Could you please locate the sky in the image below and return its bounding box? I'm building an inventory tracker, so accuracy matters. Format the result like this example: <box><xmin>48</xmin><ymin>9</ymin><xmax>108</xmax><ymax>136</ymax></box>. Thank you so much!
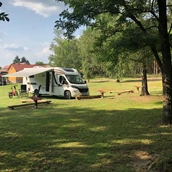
<box><xmin>0</xmin><ymin>0</ymin><xmax>83</xmax><ymax>68</ymax></box>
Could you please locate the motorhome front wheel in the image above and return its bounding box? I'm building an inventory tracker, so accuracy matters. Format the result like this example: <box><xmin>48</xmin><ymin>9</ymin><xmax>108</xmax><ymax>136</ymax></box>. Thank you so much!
<box><xmin>64</xmin><ymin>90</ymin><xmax>71</xmax><ymax>99</ymax></box>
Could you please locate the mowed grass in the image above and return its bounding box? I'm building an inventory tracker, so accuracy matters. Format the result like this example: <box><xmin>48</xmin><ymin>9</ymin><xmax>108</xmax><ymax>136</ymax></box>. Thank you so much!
<box><xmin>0</xmin><ymin>76</ymin><xmax>172</xmax><ymax>172</ymax></box>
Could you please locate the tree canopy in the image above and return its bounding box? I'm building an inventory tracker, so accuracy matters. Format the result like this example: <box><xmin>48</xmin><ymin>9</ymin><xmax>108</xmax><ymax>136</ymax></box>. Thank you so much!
<box><xmin>55</xmin><ymin>0</ymin><xmax>172</xmax><ymax>124</ymax></box>
<box><xmin>0</xmin><ymin>2</ymin><xmax>9</xmax><ymax>22</ymax></box>
<box><xmin>13</xmin><ymin>56</ymin><xmax>30</xmax><ymax>64</ymax></box>
<box><xmin>49</xmin><ymin>30</ymin><xmax>82</xmax><ymax>69</ymax></box>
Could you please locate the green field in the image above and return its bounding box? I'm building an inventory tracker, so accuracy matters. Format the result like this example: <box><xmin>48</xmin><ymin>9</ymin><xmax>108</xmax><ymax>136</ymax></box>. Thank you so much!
<box><xmin>0</xmin><ymin>77</ymin><xmax>172</xmax><ymax>172</ymax></box>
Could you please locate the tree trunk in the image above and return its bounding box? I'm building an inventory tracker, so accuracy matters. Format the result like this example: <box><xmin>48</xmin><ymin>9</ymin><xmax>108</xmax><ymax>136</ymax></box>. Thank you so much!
<box><xmin>140</xmin><ymin>63</ymin><xmax>150</xmax><ymax>96</ymax></box>
<box><xmin>158</xmin><ymin>0</ymin><xmax>172</xmax><ymax>124</ymax></box>
<box><xmin>161</xmin><ymin>72</ymin><xmax>165</xmax><ymax>95</ymax></box>
<box><xmin>153</xmin><ymin>60</ymin><xmax>159</xmax><ymax>75</ymax></box>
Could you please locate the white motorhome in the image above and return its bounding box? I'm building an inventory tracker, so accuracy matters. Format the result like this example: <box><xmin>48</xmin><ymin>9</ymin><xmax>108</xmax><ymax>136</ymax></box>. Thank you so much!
<box><xmin>6</xmin><ymin>67</ymin><xmax>89</xmax><ymax>99</ymax></box>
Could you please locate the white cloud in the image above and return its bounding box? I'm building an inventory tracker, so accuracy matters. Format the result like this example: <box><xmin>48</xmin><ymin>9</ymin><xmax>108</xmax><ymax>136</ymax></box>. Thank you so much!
<box><xmin>36</xmin><ymin>46</ymin><xmax>50</xmax><ymax>57</ymax></box>
<box><xmin>42</xmin><ymin>47</ymin><xmax>49</xmax><ymax>54</ymax></box>
<box><xmin>0</xmin><ymin>49</ymin><xmax>16</xmax><ymax>67</ymax></box>
<box><xmin>10</xmin><ymin>0</ymin><xmax>66</xmax><ymax>17</ymax></box>
<box><xmin>36</xmin><ymin>42</ymin><xmax>51</xmax><ymax>56</ymax></box>
<box><xmin>0</xmin><ymin>30</ymin><xmax>8</xmax><ymax>38</ymax></box>
<box><xmin>3</xmin><ymin>44</ymin><xmax>29</xmax><ymax>52</ymax></box>
<box><xmin>0</xmin><ymin>46</ymin><xmax>49</xmax><ymax>67</ymax></box>
<box><xmin>0</xmin><ymin>43</ymin><xmax>30</xmax><ymax>67</ymax></box>
<box><xmin>24</xmin><ymin>47</ymin><xmax>29</xmax><ymax>51</ymax></box>
<box><xmin>0</xmin><ymin>41</ymin><xmax>50</xmax><ymax>66</ymax></box>
<box><xmin>29</xmin><ymin>43</ymin><xmax>50</xmax><ymax>64</ymax></box>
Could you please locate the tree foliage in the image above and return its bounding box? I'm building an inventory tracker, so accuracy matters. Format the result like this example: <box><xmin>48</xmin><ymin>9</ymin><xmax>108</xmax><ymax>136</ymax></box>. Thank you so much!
<box><xmin>49</xmin><ymin>30</ymin><xmax>82</xmax><ymax>70</ymax></box>
<box><xmin>20</xmin><ymin>57</ymin><xmax>30</xmax><ymax>64</ymax></box>
<box><xmin>35</xmin><ymin>61</ymin><xmax>45</xmax><ymax>65</ymax></box>
<box><xmin>77</xmin><ymin>28</ymin><xmax>106</xmax><ymax>80</ymax></box>
<box><xmin>0</xmin><ymin>2</ymin><xmax>9</xmax><ymax>22</ymax></box>
<box><xmin>13</xmin><ymin>56</ymin><xmax>30</xmax><ymax>64</ymax></box>
<box><xmin>55</xmin><ymin>0</ymin><xmax>172</xmax><ymax>124</ymax></box>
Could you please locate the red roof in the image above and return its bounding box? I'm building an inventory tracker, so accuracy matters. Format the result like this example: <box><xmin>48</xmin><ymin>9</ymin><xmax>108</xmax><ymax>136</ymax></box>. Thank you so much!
<box><xmin>2</xmin><ymin>65</ymin><xmax>9</xmax><ymax>69</ymax></box>
<box><xmin>0</xmin><ymin>66</ymin><xmax>9</xmax><ymax>73</ymax></box>
<box><xmin>8</xmin><ymin>64</ymin><xmax>43</xmax><ymax>72</ymax></box>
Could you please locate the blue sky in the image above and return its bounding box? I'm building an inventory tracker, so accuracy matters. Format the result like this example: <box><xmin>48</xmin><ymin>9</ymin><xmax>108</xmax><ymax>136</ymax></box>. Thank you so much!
<box><xmin>0</xmin><ymin>0</ymin><xmax>83</xmax><ymax>68</ymax></box>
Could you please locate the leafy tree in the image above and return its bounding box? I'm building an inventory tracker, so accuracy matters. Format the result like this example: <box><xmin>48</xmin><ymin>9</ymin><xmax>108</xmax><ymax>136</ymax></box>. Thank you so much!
<box><xmin>20</xmin><ymin>57</ymin><xmax>30</xmax><ymax>64</ymax></box>
<box><xmin>0</xmin><ymin>2</ymin><xmax>9</xmax><ymax>22</ymax></box>
<box><xmin>129</xmin><ymin>48</ymin><xmax>154</xmax><ymax>96</ymax></box>
<box><xmin>77</xmin><ymin>28</ymin><xmax>105</xmax><ymax>81</ymax></box>
<box><xmin>49</xmin><ymin>30</ymin><xmax>82</xmax><ymax>70</ymax></box>
<box><xmin>55</xmin><ymin>0</ymin><xmax>172</xmax><ymax>124</ymax></box>
<box><xmin>107</xmin><ymin>24</ymin><xmax>156</xmax><ymax>95</ymax></box>
<box><xmin>35</xmin><ymin>61</ymin><xmax>45</xmax><ymax>65</ymax></box>
<box><xmin>13</xmin><ymin>56</ymin><xmax>30</xmax><ymax>64</ymax></box>
<box><xmin>13</xmin><ymin>56</ymin><xmax>20</xmax><ymax>64</ymax></box>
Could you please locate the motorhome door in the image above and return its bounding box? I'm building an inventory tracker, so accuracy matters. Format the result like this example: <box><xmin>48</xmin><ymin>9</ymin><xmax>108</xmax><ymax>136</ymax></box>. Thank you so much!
<box><xmin>57</xmin><ymin>75</ymin><xmax>68</xmax><ymax>96</ymax></box>
<box><xmin>45</xmin><ymin>71</ymin><xmax>53</xmax><ymax>93</ymax></box>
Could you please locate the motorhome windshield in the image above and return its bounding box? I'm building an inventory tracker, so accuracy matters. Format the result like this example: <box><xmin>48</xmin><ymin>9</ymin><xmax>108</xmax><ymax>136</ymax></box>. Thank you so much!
<box><xmin>66</xmin><ymin>75</ymin><xmax>85</xmax><ymax>84</ymax></box>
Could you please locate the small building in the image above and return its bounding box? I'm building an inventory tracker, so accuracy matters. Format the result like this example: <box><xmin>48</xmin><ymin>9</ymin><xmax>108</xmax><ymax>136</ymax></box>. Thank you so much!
<box><xmin>0</xmin><ymin>66</ymin><xmax>9</xmax><ymax>85</ymax></box>
<box><xmin>7</xmin><ymin>63</ymin><xmax>45</xmax><ymax>83</ymax></box>
<box><xmin>0</xmin><ymin>65</ymin><xmax>9</xmax><ymax>75</ymax></box>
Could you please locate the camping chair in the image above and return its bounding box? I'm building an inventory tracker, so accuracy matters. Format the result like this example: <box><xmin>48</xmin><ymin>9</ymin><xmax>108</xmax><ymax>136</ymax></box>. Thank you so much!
<box><xmin>33</xmin><ymin>85</ymin><xmax>41</xmax><ymax>97</ymax></box>
<box><xmin>20</xmin><ymin>84</ymin><xmax>28</xmax><ymax>97</ymax></box>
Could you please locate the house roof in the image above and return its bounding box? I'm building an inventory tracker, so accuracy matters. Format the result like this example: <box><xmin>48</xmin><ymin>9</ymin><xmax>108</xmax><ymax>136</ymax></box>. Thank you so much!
<box><xmin>8</xmin><ymin>63</ymin><xmax>45</xmax><ymax>72</ymax></box>
<box><xmin>0</xmin><ymin>66</ymin><xmax>9</xmax><ymax>74</ymax></box>
<box><xmin>2</xmin><ymin>65</ymin><xmax>9</xmax><ymax>69</ymax></box>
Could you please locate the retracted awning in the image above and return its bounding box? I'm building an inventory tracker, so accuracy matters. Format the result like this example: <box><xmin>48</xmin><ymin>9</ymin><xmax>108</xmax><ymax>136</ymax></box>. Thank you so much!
<box><xmin>3</xmin><ymin>68</ymin><xmax>54</xmax><ymax>77</ymax></box>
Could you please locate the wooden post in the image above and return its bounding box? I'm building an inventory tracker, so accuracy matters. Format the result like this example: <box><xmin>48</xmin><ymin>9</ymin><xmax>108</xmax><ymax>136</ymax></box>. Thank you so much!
<box><xmin>30</xmin><ymin>96</ymin><xmax>41</xmax><ymax>108</ymax></box>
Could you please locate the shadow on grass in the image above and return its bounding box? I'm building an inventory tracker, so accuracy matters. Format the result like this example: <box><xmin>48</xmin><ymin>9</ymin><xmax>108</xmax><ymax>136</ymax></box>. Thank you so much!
<box><xmin>150</xmin><ymin>91</ymin><xmax>163</xmax><ymax>95</ymax></box>
<box><xmin>122</xmin><ymin>79</ymin><xmax>142</xmax><ymax>83</ymax></box>
<box><xmin>123</xmin><ymin>78</ymin><xmax>161</xmax><ymax>83</ymax></box>
<box><xmin>154</xmin><ymin>101</ymin><xmax>163</xmax><ymax>105</ymax></box>
<box><xmin>0</xmin><ymin>104</ymin><xmax>171</xmax><ymax>172</ymax></box>
<box><xmin>90</xmin><ymin>80</ymin><xmax>112</xmax><ymax>83</ymax></box>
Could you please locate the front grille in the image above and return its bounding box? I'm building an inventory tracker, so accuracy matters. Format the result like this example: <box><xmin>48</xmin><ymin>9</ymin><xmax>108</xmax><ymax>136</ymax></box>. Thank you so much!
<box><xmin>78</xmin><ymin>88</ymin><xmax>89</xmax><ymax>93</ymax></box>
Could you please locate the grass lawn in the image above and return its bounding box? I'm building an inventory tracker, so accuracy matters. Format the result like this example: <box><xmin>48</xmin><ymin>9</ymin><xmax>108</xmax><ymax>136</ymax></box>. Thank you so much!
<box><xmin>0</xmin><ymin>76</ymin><xmax>172</xmax><ymax>172</ymax></box>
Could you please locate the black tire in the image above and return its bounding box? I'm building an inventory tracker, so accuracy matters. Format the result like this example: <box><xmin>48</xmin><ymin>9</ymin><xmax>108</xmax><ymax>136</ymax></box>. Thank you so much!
<box><xmin>64</xmin><ymin>90</ymin><xmax>71</xmax><ymax>99</ymax></box>
<box><xmin>9</xmin><ymin>92</ymin><xmax>13</xmax><ymax>99</ymax></box>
